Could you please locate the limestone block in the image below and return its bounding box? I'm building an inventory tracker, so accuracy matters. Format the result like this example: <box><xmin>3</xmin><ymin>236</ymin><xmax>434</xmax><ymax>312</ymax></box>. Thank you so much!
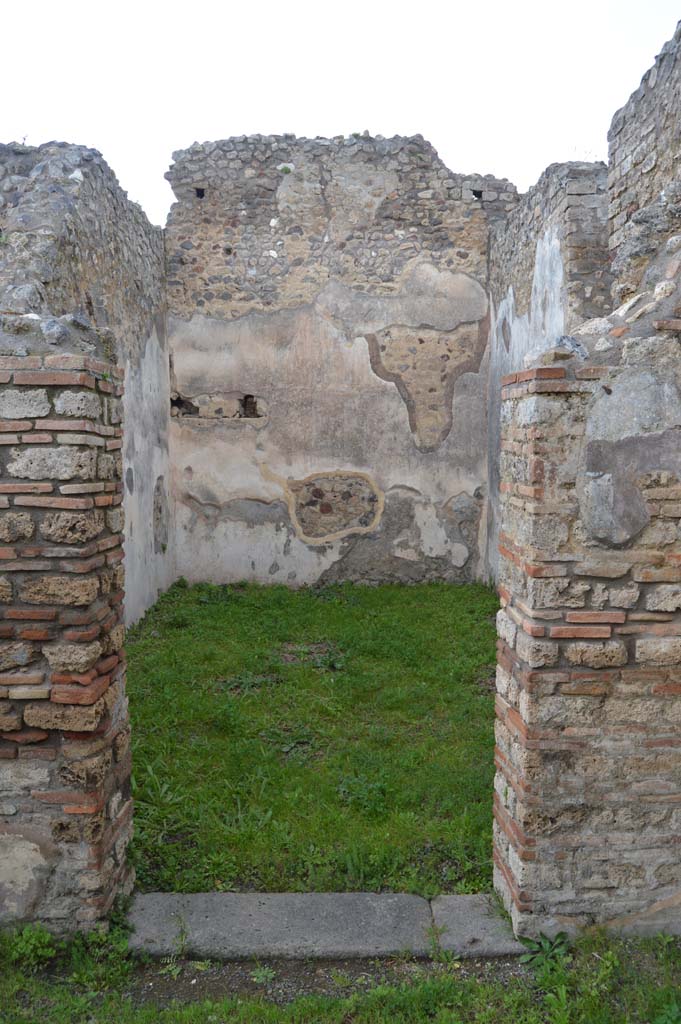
<box><xmin>43</xmin><ymin>641</ymin><xmax>102</xmax><ymax>673</ymax></box>
<box><xmin>106</xmin><ymin>508</ymin><xmax>124</xmax><ymax>534</ymax></box>
<box><xmin>59</xmin><ymin>749</ymin><xmax>113</xmax><ymax>789</ymax></box>
<box><xmin>516</xmin><ymin>632</ymin><xmax>559</xmax><ymax>668</ymax></box>
<box><xmin>23</xmin><ymin>695</ymin><xmax>106</xmax><ymax>732</ymax></box>
<box><xmin>19</xmin><ymin>575</ymin><xmax>99</xmax><ymax>606</ymax></box>
<box><xmin>53</xmin><ymin>390</ymin><xmax>102</xmax><ymax>419</ymax></box>
<box><xmin>496</xmin><ymin>609</ymin><xmax>517</xmax><ymax>648</ymax></box>
<box><xmin>0</xmin><ymin>388</ymin><xmax>50</xmax><ymax>419</ymax></box>
<box><xmin>7</xmin><ymin>446</ymin><xmax>97</xmax><ymax>481</ymax></box>
<box><xmin>39</xmin><ymin>511</ymin><xmax>105</xmax><ymax>544</ymax></box>
<box><xmin>0</xmin><ymin>706</ymin><xmax>21</xmax><ymax>730</ymax></box>
<box><xmin>101</xmin><ymin>623</ymin><xmax>124</xmax><ymax>655</ymax></box>
<box><xmin>526</xmin><ymin>577</ymin><xmax>590</xmax><ymax>608</ymax></box>
<box><xmin>564</xmin><ymin>641</ymin><xmax>628</xmax><ymax>668</ymax></box>
<box><xmin>609</xmin><ymin>583</ymin><xmax>640</xmax><ymax>608</ymax></box>
<box><xmin>0</xmin><ymin>760</ymin><xmax>51</xmax><ymax>794</ymax></box>
<box><xmin>8</xmin><ymin>685</ymin><xmax>50</xmax><ymax>700</ymax></box>
<box><xmin>0</xmin><ymin>641</ymin><xmax>36</xmax><ymax>671</ymax></box>
<box><xmin>517</xmin><ymin>514</ymin><xmax>570</xmax><ymax>551</ymax></box>
<box><xmin>0</xmin><ymin>577</ymin><xmax>12</xmax><ymax>603</ymax></box>
<box><xmin>645</xmin><ymin>585</ymin><xmax>681</xmax><ymax>612</ymax></box>
<box><xmin>106</xmin><ymin>397</ymin><xmax>122</xmax><ymax>424</ymax></box>
<box><xmin>97</xmin><ymin>453</ymin><xmax>116</xmax><ymax>480</ymax></box>
<box><xmin>636</xmin><ymin>637</ymin><xmax>681</xmax><ymax>665</ymax></box>
<box><xmin>0</xmin><ymin>512</ymin><xmax>34</xmax><ymax>542</ymax></box>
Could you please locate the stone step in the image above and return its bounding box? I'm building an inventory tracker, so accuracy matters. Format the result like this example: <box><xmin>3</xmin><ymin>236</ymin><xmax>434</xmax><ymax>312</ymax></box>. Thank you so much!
<box><xmin>128</xmin><ymin>892</ymin><xmax>523</xmax><ymax>960</ymax></box>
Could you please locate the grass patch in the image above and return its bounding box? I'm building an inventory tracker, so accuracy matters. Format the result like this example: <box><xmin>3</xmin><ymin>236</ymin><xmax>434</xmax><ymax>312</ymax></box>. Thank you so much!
<box><xmin>126</xmin><ymin>580</ymin><xmax>499</xmax><ymax>895</ymax></box>
<box><xmin>2</xmin><ymin>923</ymin><xmax>680</xmax><ymax>1023</ymax></box>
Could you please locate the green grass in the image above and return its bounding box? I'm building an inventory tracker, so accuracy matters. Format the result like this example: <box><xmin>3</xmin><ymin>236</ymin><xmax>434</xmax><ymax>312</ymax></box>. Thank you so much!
<box><xmin>2</xmin><ymin>923</ymin><xmax>680</xmax><ymax>1023</ymax></box>
<box><xmin>126</xmin><ymin>580</ymin><xmax>499</xmax><ymax>895</ymax></box>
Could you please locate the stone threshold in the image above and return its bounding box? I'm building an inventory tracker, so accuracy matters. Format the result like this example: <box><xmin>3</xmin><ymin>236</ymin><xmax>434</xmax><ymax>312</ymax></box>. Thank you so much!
<box><xmin>128</xmin><ymin>892</ymin><xmax>523</xmax><ymax>960</ymax></box>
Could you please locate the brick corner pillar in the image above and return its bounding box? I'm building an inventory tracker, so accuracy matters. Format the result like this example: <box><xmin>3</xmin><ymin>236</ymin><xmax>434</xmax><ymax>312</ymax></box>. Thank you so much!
<box><xmin>493</xmin><ymin>363</ymin><xmax>681</xmax><ymax>938</ymax></box>
<box><xmin>0</xmin><ymin>352</ymin><xmax>132</xmax><ymax>932</ymax></box>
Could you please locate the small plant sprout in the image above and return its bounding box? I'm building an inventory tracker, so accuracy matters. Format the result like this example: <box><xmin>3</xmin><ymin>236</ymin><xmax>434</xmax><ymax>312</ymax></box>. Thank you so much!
<box><xmin>160</xmin><ymin>955</ymin><xmax>182</xmax><ymax>980</ymax></box>
<box><xmin>250</xmin><ymin>963</ymin><xmax>276</xmax><ymax>985</ymax></box>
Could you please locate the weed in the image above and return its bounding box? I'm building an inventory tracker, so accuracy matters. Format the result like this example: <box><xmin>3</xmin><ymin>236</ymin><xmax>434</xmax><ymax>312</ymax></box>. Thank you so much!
<box><xmin>330</xmin><ymin>968</ymin><xmax>353</xmax><ymax>987</ymax></box>
<box><xmin>519</xmin><ymin>931</ymin><xmax>571</xmax><ymax>970</ymax></box>
<box><xmin>337</xmin><ymin>772</ymin><xmax>389</xmax><ymax>816</ymax></box>
<box><xmin>68</xmin><ymin>924</ymin><xmax>134</xmax><ymax>991</ymax></box>
<box><xmin>425</xmin><ymin>921</ymin><xmax>448</xmax><ymax>961</ymax></box>
<box><xmin>172</xmin><ymin>912</ymin><xmax>189</xmax><ymax>957</ymax></box>
<box><xmin>543</xmin><ymin>983</ymin><xmax>570</xmax><ymax>1024</ymax></box>
<box><xmin>250</xmin><ymin>963</ymin><xmax>276</xmax><ymax>985</ymax></box>
<box><xmin>159</xmin><ymin>954</ymin><xmax>182</xmax><ymax>980</ymax></box>
<box><xmin>7</xmin><ymin>923</ymin><xmax>59</xmax><ymax>973</ymax></box>
<box><xmin>654</xmin><ymin>1002</ymin><xmax>681</xmax><ymax>1024</ymax></box>
<box><xmin>190</xmin><ymin>959</ymin><xmax>213</xmax><ymax>972</ymax></box>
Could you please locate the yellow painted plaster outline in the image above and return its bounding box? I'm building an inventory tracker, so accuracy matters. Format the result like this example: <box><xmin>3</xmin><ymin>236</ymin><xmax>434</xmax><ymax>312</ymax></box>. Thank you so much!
<box><xmin>260</xmin><ymin>465</ymin><xmax>384</xmax><ymax>546</ymax></box>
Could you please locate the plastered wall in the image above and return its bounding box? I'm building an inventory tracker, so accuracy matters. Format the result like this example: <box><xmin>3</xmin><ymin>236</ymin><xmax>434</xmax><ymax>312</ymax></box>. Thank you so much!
<box><xmin>486</xmin><ymin>162</ymin><xmax>611</xmax><ymax>577</ymax></box>
<box><xmin>165</xmin><ymin>136</ymin><xmax>516</xmax><ymax>586</ymax></box>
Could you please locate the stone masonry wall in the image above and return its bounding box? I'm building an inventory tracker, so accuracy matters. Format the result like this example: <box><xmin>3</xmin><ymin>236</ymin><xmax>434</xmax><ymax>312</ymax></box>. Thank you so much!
<box><xmin>0</xmin><ymin>142</ymin><xmax>164</xmax><ymax>358</ymax></box>
<box><xmin>0</xmin><ymin>142</ymin><xmax>174</xmax><ymax>623</ymax></box>
<box><xmin>490</xmin><ymin>162</ymin><xmax>612</xmax><ymax>335</ymax></box>
<box><xmin>608</xmin><ymin>21</ymin><xmax>681</xmax><ymax>302</ymax></box>
<box><xmin>2</xmin><ymin>18</ymin><xmax>680</xmax><ymax>937</ymax></box>
<box><xmin>166</xmin><ymin>135</ymin><xmax>517</xmax><ymax>586</ymax></box>
<box><xmin>493</xmin><ymin>206</ymin><xmax>681</xmax><ymax>934</ymax></box>
<box><xmin>0</xmin><ymin>350</ymin><xmax>131</xmax><ymax>931</ymax></box>
<box><xmin>486</xmin><ymin>162</ymin><xmax>611</xmax><ymax>578</ymax></box>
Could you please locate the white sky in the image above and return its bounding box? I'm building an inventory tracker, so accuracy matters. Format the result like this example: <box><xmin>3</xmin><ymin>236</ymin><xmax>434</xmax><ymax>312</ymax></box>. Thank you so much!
<box><xmin>5</xmin><ymin>1</ymin><xmax>679</xmax><ymax>226</ymax></box>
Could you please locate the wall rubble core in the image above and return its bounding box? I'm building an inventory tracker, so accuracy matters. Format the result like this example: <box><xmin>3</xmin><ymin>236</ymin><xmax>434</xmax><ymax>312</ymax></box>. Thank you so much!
<box><xmin>0</xmin><ymin>19</ymin><xmax>680</xmax><ymax>940</ymax></box>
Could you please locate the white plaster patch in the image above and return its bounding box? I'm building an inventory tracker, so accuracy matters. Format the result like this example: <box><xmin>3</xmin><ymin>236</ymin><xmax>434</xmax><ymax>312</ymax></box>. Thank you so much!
<box><xmin>124</xmin><ymin>325</ymin><xmax>176</xmax><ymax>624</ymax></box>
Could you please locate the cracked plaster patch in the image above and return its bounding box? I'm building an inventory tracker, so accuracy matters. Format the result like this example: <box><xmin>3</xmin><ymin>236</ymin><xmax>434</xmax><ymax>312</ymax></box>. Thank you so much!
<box><xmin>261</xmin><ymin>466</ymin><xmax>384</xmax><ymax>545</ymax></box>
<box><xmin>316</xmin><ymin>262</ymin><xmax>488</xmax><ymax>450</ymax></box>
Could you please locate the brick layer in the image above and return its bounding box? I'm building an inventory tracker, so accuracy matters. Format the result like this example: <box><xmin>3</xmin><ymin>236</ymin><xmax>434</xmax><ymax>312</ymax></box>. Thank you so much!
<box><xmin>494</xmin><ymin>365</ymin><xmax>681</xmax><ymax>937</ymax></box>
<box><xmin>0</xmin><ymin>355</ymin><xmax>132</xmax><ymax>929</ymax></box>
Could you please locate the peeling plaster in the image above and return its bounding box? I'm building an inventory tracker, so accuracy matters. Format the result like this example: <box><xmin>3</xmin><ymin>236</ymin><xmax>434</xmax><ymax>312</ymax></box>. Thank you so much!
<box><xmin>487</xmin><ymin>225</ymin><xmax>566</xmax><ymax>577</ymax></box>
<box><xmin>123</xmin><ymin>324</ymin><xmax>176</xmax><ymax>623</ymax></box>
<box><xmin>260</xmin><ymin>465</ymin><xmax>384</xmax><ymax>545</ymax></box>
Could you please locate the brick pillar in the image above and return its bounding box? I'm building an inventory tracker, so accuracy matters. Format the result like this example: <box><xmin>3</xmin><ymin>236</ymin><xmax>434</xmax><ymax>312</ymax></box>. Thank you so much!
<box><xmin>0</xmin><ymin>353</ymin><xmax>132</xmax><ymax>931</ymax></box>
<box><xmin>494</xmin><ymin>363</ymin><xmax>681</xmax><ymax>937</ymax></box>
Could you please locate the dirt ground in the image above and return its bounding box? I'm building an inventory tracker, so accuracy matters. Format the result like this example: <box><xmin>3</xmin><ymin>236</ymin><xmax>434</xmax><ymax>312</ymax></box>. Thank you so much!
<box><xmin>125</xmin><ymin>953</ymin><xmax>530</xmax><ymax>1008</ymax></box>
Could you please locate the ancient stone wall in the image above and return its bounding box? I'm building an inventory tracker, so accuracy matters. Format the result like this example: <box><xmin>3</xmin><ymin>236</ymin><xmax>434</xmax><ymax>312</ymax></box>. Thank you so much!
<box><xmin>494</xmin><ymin>199</ymin><xmax>681</xmax><ymax>935</ymax></box>
<box><xmin>0</xmin><ymin>349</ymin><xmax>131</xmax><ymax>930</ymax></box>
<box><xmin>0</xmin><ymin>143</ymin><xmax>174</xmax><ymax>622</ymax></box>
<box><xmin>608</xmin><ymin>22</ymin><xmax>681</xmax><ymax>302</ymax></box>
<box><xmin>2</xmin><ymin>17</ymin><xmax>681</xmax><ymax>938</ymax></box>
<box><xmin>166</xmin><ymin>136</ymin><xmax>516</xmax><ymax>586</ymax></box>
<box><xmin>486</xmin><ymin>162</ymin><xmax>611</xmax><ymax>577</ymax></box>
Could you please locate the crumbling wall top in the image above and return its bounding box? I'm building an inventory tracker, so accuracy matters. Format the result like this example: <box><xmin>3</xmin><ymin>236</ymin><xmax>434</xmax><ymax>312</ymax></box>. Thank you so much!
<box><xmin>0</xmin><ymin>142</ymin><xmax>164</xmax><ymax>364</ymax></box>
<box><xmin>607</xmin><ymin>21</ymin><xmax>681</xmax><ymax>301</ymax></box>
<box><xmin>164</xmin><ymin>133</ymin><xmax>517</xmax><ymax>322</ymax></box>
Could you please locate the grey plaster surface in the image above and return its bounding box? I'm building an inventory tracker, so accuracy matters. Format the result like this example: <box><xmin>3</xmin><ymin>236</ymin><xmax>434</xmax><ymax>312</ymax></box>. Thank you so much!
<box><xmin>128</xmin><ymin>892</ymin><xmax>523</xmax><ymax>960</ymax></box>
<box><xmin>431</xmin><ymin>895</ymin><xmax>525</xmax><ymax>957</ymax></box>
